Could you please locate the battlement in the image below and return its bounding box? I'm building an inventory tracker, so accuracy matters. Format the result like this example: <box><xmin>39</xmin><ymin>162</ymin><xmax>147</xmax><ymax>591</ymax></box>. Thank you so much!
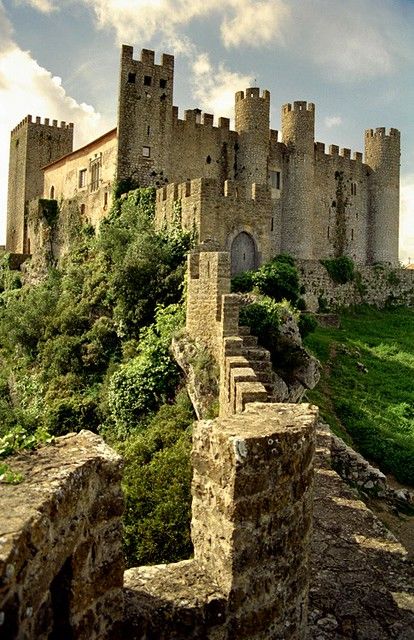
<box><xmin>11</xmin><ymin>115</ymin><xmax>74</xmax><ymax>135</ymax></box>
<box><xmin>157</xmin><ymin>178</ymin><xmax>270</xmax><ymax>205</ymax></box>
<box><xmin>283</xmin><ymin>101</ymin><xmax>315</xmax><ymax>114</ymax></box>
<box><xmin>365</xmin><ymin>127</ymin><xmax>401</xmax><ymax>141</ymax></box>
<box><xmin>314</xmin><ymin>141</ymin><xmax>363</xmax><ymax>164</ymax></box>
<box><xmin>171</xmin><ymin>106</ymin><xmax>233</xmax><ymax>132</ymax></box>
<box><xmin>121</xmin><ymin>44</ymin><xmax>174</xmax><ymax>70</ymax></box>
<box><xmin>235</xmin><ymin>87</ymin><xmax>270</xmax><ymax>102</ymax></box>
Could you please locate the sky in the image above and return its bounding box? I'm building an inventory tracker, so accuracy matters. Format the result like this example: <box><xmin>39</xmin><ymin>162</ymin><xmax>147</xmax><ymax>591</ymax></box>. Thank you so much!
<box><xmin>0</xmin><ymin>0</ymin><xmax>413</xmax><ymax>260</ymax></box>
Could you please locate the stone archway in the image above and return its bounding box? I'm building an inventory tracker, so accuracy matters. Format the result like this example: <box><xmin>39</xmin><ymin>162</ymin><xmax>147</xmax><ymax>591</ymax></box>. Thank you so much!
<box><xmin>230</xmin><ymin>231</ymin><xmax>257</xmax><ymax>275</ymax></box>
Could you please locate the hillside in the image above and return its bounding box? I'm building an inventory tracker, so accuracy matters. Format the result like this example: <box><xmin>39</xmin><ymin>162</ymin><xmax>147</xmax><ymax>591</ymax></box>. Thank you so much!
<box><xmin>304</xmin><ymin>307</ymin><xmax>414</xmax><ymax>486</ymax></box>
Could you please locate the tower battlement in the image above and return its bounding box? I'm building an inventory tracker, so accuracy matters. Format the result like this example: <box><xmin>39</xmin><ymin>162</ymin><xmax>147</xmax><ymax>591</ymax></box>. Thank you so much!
<box><xmin>282</xmin><ymin>101</ymin><xmax>315</xmax><ymax>114</ymax></box>
<box><xmin>171</xmin><ymin>107</ymin><xmax>233</xmax><ymax>131</ymax></box>
<box><xmin>235</xmin><ymin>88</ymin><xmax>270</xmax><ymax>103</ymax></box>
<box><xmin>156</xmin><ymin>178</ymin><xmax>271</xmax><ymax>206</ymax></box>
<box><xmin>11</xmin><ymin>115</ymin><xmax>74</xmax><ymax>136</ymax></box>
<box><xmin>121</xmin><ymin>45</ymin><xmax>174</xmax><ymax>71</ymax></box>
<box><xmin>365</xmin><ymin>127</ymin><xmax>400</xmax><ymax>141</ymax></box>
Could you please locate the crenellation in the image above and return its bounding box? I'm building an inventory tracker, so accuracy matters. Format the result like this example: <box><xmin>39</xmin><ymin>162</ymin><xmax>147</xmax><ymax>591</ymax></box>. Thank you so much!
<box><xmin>6</xmin><ymin>42</ymin><xmax>402</xmax><ymax>266</ymax></box>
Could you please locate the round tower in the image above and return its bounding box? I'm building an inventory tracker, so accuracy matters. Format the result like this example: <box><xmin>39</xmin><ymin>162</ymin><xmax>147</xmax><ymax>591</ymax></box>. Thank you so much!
<box><xmin>280</xmin><ymin>101</ymin><xmax>315</xmax><ymax>260</ymax></box>
<box><xmin>365</xmin><ymin>127</ymin><xmax>400</xmax><ymax>264</ymax></box>
<box><xmin>235</xmin><ymin>88</ymin><xmax>270</xmax><ymax>185</ymax></box>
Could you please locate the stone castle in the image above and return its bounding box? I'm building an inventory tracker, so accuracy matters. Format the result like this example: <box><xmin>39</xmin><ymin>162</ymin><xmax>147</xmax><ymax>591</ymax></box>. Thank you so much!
<box><xmin>6</xmin><ymin>45</ymin><xmax>400</xmax><ymax>271</ymax></box>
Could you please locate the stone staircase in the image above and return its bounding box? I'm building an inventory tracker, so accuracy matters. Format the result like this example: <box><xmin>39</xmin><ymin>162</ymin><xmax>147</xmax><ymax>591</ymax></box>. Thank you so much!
<box><xmin>239</xmin><ymin>325</ymin><xmax>277</xmax><ymax>402</ymax></box>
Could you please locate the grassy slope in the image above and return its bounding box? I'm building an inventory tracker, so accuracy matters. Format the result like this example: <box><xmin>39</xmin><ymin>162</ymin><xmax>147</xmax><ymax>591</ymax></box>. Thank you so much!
<box><xmin>304</xmin><ymin>306</ymin><xmax>414</xmax><ymax>485</ymax></box>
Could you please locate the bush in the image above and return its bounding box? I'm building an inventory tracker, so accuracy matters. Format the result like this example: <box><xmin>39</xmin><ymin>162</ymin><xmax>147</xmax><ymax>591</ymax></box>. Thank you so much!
<box><xmin>298</xmin><ymin>313</ymin><xmax>318</xmax><ymax>338</ymax></box>
<box><xmin>252</xmin><ymin>255</ymin><xmax>300</xmax><ymax>303</ymax></box>
<box><xmin>231</xmin><ymin>270</ymin><xmax>255</xmax><ymax>293</ymax></box>
<box><xmin>321</xmin><ymin>256</ymin><xmax>355</xmax><ymax>284</ymax></box>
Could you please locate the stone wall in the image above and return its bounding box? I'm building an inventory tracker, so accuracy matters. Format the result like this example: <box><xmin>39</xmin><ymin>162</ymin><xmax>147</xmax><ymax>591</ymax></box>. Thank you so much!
<box><xmin>299</xmin><ymin>260</ymin><xmax>414</xmax><ymax>310</ymax></box>
<box><xmin>0</xmin><ymin>431</ymin><xmax>124</xmax><ymax>640</ymax></box>
<box><xmin>124</xmin><ymin>402</ymin><xmax>317</xmax><ymax>639</ymax></box>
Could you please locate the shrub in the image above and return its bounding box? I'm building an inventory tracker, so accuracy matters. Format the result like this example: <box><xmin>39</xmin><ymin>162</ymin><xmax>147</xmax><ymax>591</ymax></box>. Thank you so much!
<box><xmin>252</xmin><ymin>255</ymin><xmax>300</xmax><ymax>303</ymax></box>
<box><xmin>298</xmin><ymin>313</ymin><xmax>318</xmax><ymax>338</ymax></box>
<box><xmin>321</xmin><ymin>256</ymin><xmax>355</xmax><ymax>284</ymax></box>
<box><xmin>231</xmin><ymin>270</ymin><xmax>255</xmax><ymax>293</ymax></box>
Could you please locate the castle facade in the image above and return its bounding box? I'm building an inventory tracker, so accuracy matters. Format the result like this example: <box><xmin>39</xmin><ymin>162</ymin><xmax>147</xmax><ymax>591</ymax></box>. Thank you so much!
<box><xmin>6</xmin><ymin>45</ymin><xmax>401</xmax><ymax>272</ymax></box>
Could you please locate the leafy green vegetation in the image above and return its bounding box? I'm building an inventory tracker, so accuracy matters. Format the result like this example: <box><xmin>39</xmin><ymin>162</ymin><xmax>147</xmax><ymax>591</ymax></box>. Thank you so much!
<box><xmin>0</xmin><ymin>187</ymin><xmax>194</xmax><ymax>566</ymax></box>
<box><xmin>304</xmin><ymin>306</ymin><xmax>414</xmax><ymax>485</ymax></box>
<box><xmin>232</xmin><ymin>254</ymin><xmax>300</xmax><ymax>303</ymax></box>
<box><xmin>320</xmin><ymin>255</ymin><xmax>355</xmax><ymax>284</ymax></box>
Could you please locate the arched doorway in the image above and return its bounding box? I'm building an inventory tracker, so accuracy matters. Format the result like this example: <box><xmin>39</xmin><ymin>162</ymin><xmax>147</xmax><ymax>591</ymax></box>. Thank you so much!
<box><xmin>231</xmin><ymin>231</ymin><xmax>257</xmax><ymax>275</ymax></box>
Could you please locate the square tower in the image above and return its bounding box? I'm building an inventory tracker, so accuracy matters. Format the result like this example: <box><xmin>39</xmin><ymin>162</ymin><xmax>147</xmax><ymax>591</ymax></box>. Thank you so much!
<box><xmin>6</xmin><ymin>116</ymin><xmax>74</xmax><ymax>253</ymax></box>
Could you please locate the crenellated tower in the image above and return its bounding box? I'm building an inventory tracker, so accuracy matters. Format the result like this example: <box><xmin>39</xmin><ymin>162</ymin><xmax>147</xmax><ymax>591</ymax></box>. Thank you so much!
<box><xmin>234</xmin><ymin>88</ymin><xmax>270</xmax><ymax>186</ymax></box>
<box><xmin>280</xmin><ymin>101</ymin><xmax>315</xmax><ymax>259</ymax></box>
<box><xmin>6</xmin><ymin>115</ymin><xmax>74</xmax><ymax>253</ymax></box>
<box><xmin>116</xmin><ymin>46</ymin><xmax>174</xmax><ymax>188</ymax></box>
<box><xmin>365</xmin><ymin>127</ymin><xmax>400</xmax><ymax>264</ymax></box>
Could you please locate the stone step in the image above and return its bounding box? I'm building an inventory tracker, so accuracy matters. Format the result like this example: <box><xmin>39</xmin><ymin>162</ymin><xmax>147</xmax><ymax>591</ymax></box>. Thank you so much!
<box><xmin>254</xmin><ymin>371</ymin><xmax>273</xmax><ymax>384</ymax></box>
<box><xmin>245</xmin><ymin>360</ymin><xmax>273</xmax><ymax>373</ymax></box>
<box><xmin>242</xmin><ymin>347</ymin><xmax>271</xmax><ymax>362</ymax></box>
<box><xmin>238</xmin><ymin>325</ymin><xmax>251</xmax><ymax>336</ymax></box>
<box><xmin>242</xmin><ymin>335</ymin><xmax>258</xmax><ymax>348</ymax></box>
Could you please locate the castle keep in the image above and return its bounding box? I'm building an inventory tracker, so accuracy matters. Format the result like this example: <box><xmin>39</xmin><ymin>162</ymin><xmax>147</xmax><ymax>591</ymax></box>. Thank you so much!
<box><xmin>6</xmin><ymin>45</ymin><xmax>401</xmax><ymax>270</ymax></box>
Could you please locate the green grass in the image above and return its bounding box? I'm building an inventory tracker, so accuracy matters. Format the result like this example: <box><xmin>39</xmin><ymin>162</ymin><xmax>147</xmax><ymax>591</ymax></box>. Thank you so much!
<box><xmin>304</xmin><ymin>306</ymin><xmax>414</xmax><ymax>485</ymax></box>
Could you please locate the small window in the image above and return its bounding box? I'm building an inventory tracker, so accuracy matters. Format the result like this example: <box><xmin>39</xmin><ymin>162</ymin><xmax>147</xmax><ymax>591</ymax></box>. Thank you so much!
<box><xmin>351</xmin><ymin>228</ymin><xmax>354</xmax><ymax>241</ymax></box>
<box><xmin>104</xmin><ymin>192</ymin><xmax>108</xmax><ymax>207</ymax></box>
<box><xmin>327</xmin><ymin>226</ymin><xmax>330</xmax><ymax>239</ymax></box>
<box><xmin>128</xmin><ymin>72</ymin><xmax>136</xmax><ymax>83</ymax></box>
<box><xmin>144</xmin><ymin>75</ymin><xmax>152</xmax><ymax>86</ymax></box>
<box><xmin>79</xmin><ymin>169</ymin><xmax>87</xmax><ymax>188</ymax></box>
<box><xmin>271</xmin><ymin>218</ymin><xmax>274</xmax><ymax>232</ymax></box>
<box><xmin>351</xmin><ymin>182</ymin><xmax>357</xmax><ymax>196</ymax></box>
<box><xmin>147</xmin><ymin>125</ymin><xmax>151</xmax><ymax>136</ymax></box>
<box><xmin>269</xmin><ymin>170</ymin><xmax>281</xmax><ymax>190</ymax></box>
<box><xmin>50</xmin><ymin>186</ymin><xmax>55</xmax><ymax>199</ymax></box>
<box><xmin>15</xmin><ymin>139</ymin><xmax>19</xmax><ymax>147</ymax></box>
<box><xmin>206</xmin><ymin>155</ymin><xmax>211</xmax><ymax>164</ymax></box>
<box><xmin>80</xmin><ymin>204</ymin><xmax>86</xmax><ymax>216</ymax></box>
<box><xmin>142</xmin><ymin>146</ymin><xmax>151</xmax><ymax>158</ymax></box>
<box><xmin>160</xmin><ymin>78</ymin><xmax>167</xmax><ymax>89</ymax></box>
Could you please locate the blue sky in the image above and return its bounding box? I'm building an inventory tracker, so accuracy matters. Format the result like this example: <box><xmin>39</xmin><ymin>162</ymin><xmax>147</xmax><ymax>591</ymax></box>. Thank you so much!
<box><xmin>1</xmin><ymin>0</ymin><xmax>413</xmax><ymax>259</ymax></box>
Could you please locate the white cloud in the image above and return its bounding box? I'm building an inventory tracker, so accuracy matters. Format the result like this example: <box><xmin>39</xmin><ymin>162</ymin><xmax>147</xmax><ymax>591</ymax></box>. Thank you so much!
<box><xmin>15</xmin><ymin>0</ymin><xmax>57</xmax><ymax>12</ymax></box>
<box><xmin>191</xmin><ymin>52</ymin><xmax>253</xmax><ymax>120</ymax></box>
<box><xmin>0</xmin><ymin>4</ymin><xmax>108</xmax><ymax>243</ymax></box>
<box><xmin>221</xmin><ymin>0</ymin><xmax>289</xmax><ymax>48</ymax></box>
<box><xmin>399</xmin><ymin>174</ymin><xmax>414</xmax><ymax>264</ymax></box>
<box><xmin>324</xmin><ymin>115</ymin><xmax>342</xmax><ymax>128</ymax></box>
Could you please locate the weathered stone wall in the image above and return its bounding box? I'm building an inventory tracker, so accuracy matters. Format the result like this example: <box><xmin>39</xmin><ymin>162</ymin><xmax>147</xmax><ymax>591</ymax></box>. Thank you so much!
<box><xmin>0</xmin><ymin>431</ymin><xmax>124</xmax><ymax>640</ymax></box>
<box><xmin>299</xmin><ymin>260</ymin><xmax>414</xmax><ymax>310</ymax></box>
<box><xmin>156</xmin><ymin>179</ymin><xmax>273</xmax><ymax>266</ymax></box>
<box><xmin>124</xmin><ymin>402</ymin><xmax>317</xmax><ymax>639</ymax></box>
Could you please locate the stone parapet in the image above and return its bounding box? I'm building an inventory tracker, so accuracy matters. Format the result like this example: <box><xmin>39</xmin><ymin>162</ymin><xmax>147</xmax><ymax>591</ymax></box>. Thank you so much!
<box><xmin>0</xmin><ymin>431</ymin><xmax>124</xmax><ymax>640</ymax></box>
<box><xmin>124</xmin><ymin>402</ymin><xmax>317</xmax><ymax>639</ymax></box>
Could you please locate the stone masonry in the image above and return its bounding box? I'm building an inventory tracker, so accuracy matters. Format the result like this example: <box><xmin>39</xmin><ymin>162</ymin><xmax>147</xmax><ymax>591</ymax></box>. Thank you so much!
<box><xmin>6</xmin><ymin>45</ymin><xmax>401</xmax><ymax>269</ymax></box>
<box><xmin>0</xmin><ymin>430</ymin><xmax>124</xmax><ymax>639</ymax></box>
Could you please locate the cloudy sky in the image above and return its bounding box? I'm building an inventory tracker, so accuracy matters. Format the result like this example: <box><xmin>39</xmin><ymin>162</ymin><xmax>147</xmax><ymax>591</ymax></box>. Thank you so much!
<box><xmin>1</xmin><ymin>0</ymin><xmax>413</xmax><ymax>260</ymax></box>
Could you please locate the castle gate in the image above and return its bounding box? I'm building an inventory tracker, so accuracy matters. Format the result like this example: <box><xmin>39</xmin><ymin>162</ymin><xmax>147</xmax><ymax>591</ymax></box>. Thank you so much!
<box><xmin>230</xmin><ymin>231</ymin><xmax>257</xmax><ymax>275</ymax></box>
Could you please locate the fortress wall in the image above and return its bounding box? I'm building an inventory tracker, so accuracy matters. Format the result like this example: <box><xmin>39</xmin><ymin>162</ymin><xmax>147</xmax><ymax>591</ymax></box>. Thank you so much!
<box><xmin>169</xmin><ymin>113</ymin><xmax>238</xmax><ymax>185</ymax></box>
<box><xmin>312</xmin><ymin>146</ymin><xmax>369</xmax><ymax>264</ymax></box>
<box><xmin>298</xmin><ymin>260</ymin><xmax>414</xmax><ymax>310</ymax></box>
<box><xmin>0</xmin><ymin>431</ymin><xmax>124</xmax><ymax>640</ymax></box>
<box><xmin>155</xmin><ymin>179</ymin><xmax>274</xmax><ymax>264</ymax></box>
